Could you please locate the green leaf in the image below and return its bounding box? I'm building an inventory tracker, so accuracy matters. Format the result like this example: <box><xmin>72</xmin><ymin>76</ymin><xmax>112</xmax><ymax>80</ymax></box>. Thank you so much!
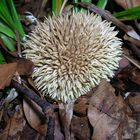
<box><xmin>0</xmin><ymin>50</ymin><xmax>6</xmax><ymax>64</ymax></box>
<box><xmin>52</xmin><ymin>0</ymin><xmax>64</xmax><ymax>15</ymax></box>
<box><xmin>113</xmin><ymin>6</ymin><xmax>140</xmax><ymax>21</ymax></box>
<box><xmin>0</xmin><ymin>0</ymin><xmax>15</xmax><ymax>29</ymax></box>
<box><xmin>0</xmin><ymin>22</ymin><xmax>16</xmax><ymax>40</ymax></box>
<box><xmin>7</xmin><ymin>0</ymin><xmax>25</xmax><ymax>39</ymax></box>
<box><xmin>97</xmin><ymin>0</ymin><xmax>108</xmax><ymax>9</ymax></box>
<box><xmin>0</xmin><ymin>33</ymin><xmax>16</xmax><ymax>52</ymax></box>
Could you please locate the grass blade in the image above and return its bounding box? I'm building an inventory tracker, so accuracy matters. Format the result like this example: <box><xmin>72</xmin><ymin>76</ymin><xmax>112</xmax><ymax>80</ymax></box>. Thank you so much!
<box><xmin>7</xmin><ymin>0</ymin><xmax>25</xmax><ymax>39</ymax></box>
<box><xmin>0</xmin><ymin>33</ymin><xmax>16</xmax><ymax>52</ymax></box>
<box><xmin>113</xmin><ymin>6</ymin><xmax>140</xmax><ymax>21</ymax></box>
<box><xmin>97</xmin><ymin>0</ymin><xmax>108</xmax><ymax>9</ymax></box>
<box><xmin>52</xmin><ymin>0</ymin><xmax>63</xmax><ymax>15</ymax></box>
<box><xmin>0</xmin><ymin>0</ymin><xmax>15</xmax><ymax>29</ymax></box>
<box><xmin>0</xmin><ymin>22</ymin><xmax>16</xmax><ymax>39</ymax></box>
<box><xmin>73</xmin><ymin>0</ymin><xmax>78</xmax><ymax>13</ymax></box>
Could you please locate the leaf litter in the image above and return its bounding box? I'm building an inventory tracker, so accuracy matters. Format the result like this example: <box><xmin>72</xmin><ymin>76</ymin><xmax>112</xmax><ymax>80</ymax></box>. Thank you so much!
<box><xmin>0</xmin><ymin>1</ymin><xmax>140</xmax><ymax>140</ymax></box>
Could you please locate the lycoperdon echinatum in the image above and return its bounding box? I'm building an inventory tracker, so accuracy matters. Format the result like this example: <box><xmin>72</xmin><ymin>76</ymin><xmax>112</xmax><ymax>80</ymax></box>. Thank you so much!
<box><xmin>23</xmin><ymin>12</ymin><xmax>122</xmax><ymax>103</ymax></box>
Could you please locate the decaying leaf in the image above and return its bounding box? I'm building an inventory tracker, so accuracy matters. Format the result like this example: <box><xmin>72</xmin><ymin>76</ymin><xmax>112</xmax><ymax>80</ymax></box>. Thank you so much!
<box><xmin>4</xmin><ymin>88</ymin><xmax>18</xmax><ymax>104</ymax></box>
<box><xmin>130</xmin><ymin>70</ymin><xmax>140</xmax><ymax>85</ymax></box>
<box><xmin>16</xmin><ymin>57</ymin><xmax>34</xmax><ymax>75</ymax></box>
<box><xmin>59</xmin><ymin>102</ymin><xmax>74</xmax><ymax>140</ymax></box>
<box><xmin>20</xmin><ymin>123</ymin><xmax>46</xmax><ymax>140</ymax></box>
<box><xmin>127</xmin><ymin>92</ymin><xmax>140</xmax><ymax>112</ymax></box>
<box><xmin>88</xmin><ymin>80</ymin><xmax>135</xmax><ymax>140</ymax></box>
<box><xmin>0</xmin><ymin>105</ymin><xmax>26</xmax><ymax>140</ymax></box>
<box><xmin>0</xmin><ymin>62</ymin><xmax>17</xmax><ymax>89</ymax></box>
<box><xmin>74</xmin><ymin>97</ymin><xmax>89</xmax><ymax>117</ymax></box>
<box><xmin>7</xmin><ymin>56</ymin><xmax>34</xmax><ymax>76</ymax></box>
<box><xmin>23</xmin><ymin>98</ymin><xmax>47</xmax><ymax>135</ymax></box>
<box><xmin>54</xmin><ymin>112</ymin><xmax>64</xmax><ymax>140</ymax></box>
<box><xmin>71</xmin><ymin>116</ymin><xmax>91</xmax><ymax>140</ymax></box>
<box><xmin>115</xmin><ymin>0</ymin><xmax>140</xmax><ymax>9</ymax></box>
<box><xmin>2</xmin><ymin>49</ymin><xmax>34</xmax><ymax>76</ymax></box>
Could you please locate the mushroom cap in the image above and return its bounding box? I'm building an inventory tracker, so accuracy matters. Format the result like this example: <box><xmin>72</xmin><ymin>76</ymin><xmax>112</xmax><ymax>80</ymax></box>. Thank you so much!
<box><xmin>23</xmin><ymin>12</ymin><xmax>122</xmax><ymax>103</ymax></box>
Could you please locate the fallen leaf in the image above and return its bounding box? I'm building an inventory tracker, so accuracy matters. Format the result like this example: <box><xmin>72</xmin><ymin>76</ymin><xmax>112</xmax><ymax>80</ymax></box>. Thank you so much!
<box><xmin>23</xmin><ymin>98</ymin><xmax>47</xmax><ymax>135</ymax></box>
<box><xmin>71</xmin><ymin>116</ymin><xmax>91</xmax><ymax>140</ymax></box>
<box><xmin>0</xmin><ymin>63</ymin><xmax>17</xmax><ymax>89</ymax></box>
<box><xmin>130</xmin><ymin>70</ymin><xmax>140</xmax><ymax>85</ymax></box>
<box><xmin>0</xmin><ymin>105</ymin><xmax>26</xmax><ymax>140</ymax></box>
<box><xmin>16</xmin><ymin>57</ymin><xmax>34</xmax><ymax>75</ymax></box>
<box><xmin>4</xmin><ymin>88</ymin><xmax>18</xmax><ymax>104</ymax></box>
<box><xmin>74</xmin><ymin>96</ymin><xmax>89</xmax><ymax>116</ymax></box>
<box><xmin>78</xmin><ymin>3</ymin><xmax>140</xmax><ymax>40</ymax></box>
<box><xmin>119</xmin><ymin>56</ymin><xmax>130</xmax><ymax>70</ymax></box>
<box><xmin>54</xmin><ymin>112</ymin><xmax>64</xmax><ymax>140</ymax></box>
<box><xmin>3</xmin><ymin>50</ymin><xmax>34</xmax><ymax>76</ymax></box>
<box><xmin>122</xmin><ymin>115</ymin><xmax>137</xmax><ymax>140</ymax></box>
<box><xmin>87</xmin><ymin>80</ymin><xmax>135</xmax><ymax>140</ymax></box>
<box><xmin>59</xmin><ymin>102</ymin><xmax>74</xmax><ymax>140</ymax></box>
<box><xmin>133</xmin><ymin>113</ymin><xmax>140</xmax><ymax>139</ymax></box>
<box><xmin>115</xmin><ymin>0</ymin><xmax>140</xmax><ymax>9</ymax></box>
<box><xmin>127</xmin><ymin>92</ymin><xmax>140</xmax><ymax>112</ymax></box>
<box><xmin>20</xmin><ymin>123</ymin><xmax>46</xmax><ymax>140</ymax></box>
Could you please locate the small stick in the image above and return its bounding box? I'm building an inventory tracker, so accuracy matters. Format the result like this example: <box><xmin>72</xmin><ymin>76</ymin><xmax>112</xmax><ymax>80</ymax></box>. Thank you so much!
<box><xmin>76</xmin><ymin>3</ymin><xmax>140</xmax><ymax>40</ymax></box>
<box><xmin>15</xmin><ymin>31</ymin><xmax>22</xmax><ymax>57</ymax></box>
<box><xmin>124</xmin><ymin>34</ymin><xmax>140</xmax><ymax>47</ymax></box>
<box><xmin>128</xmin><ymin>43</ymin><xmax>140</xmax><ymax>59</ymax></box>
<box><xmin>123</xmin><ymin>54</ymin><xmax>140</xmax><ymax>70</ymax></box>
<box><xmin>11</xmin><ymin>80</ymin><xmax>55</xmax><ymax>139</ymax></box>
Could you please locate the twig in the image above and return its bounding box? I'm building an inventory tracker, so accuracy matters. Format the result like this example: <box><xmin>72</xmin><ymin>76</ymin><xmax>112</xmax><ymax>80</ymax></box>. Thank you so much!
<box><xmin>76</xmin><ymin>2</ymin><xmax>140</xmax><ymax>40</ymax></box>
<box><xmin>127</xmin><ymin>43</ymin><xmax>140</xmax><ymax>59</ymax></box>
<box><xmin>76</xmin><ymin>2</ymin><xmax>131</xmax><ymax>32</ymax></box>
<box><xmin>124</xmin><ymin>34</ymin><xmax>140</xmax><ymax>47</ymax></box>
<box><xmin>15</xmin><ymin>31</ymin><xmax>22</xmax><ymax>57</ymax></box>
<box><xmin>11</xmin><ymin>80</ymin><xmax>55</xmax><ymax>139</ymax></box>
<box><xmin>123</xmin><ymin>54</ymin><xmax>140</xmax><ymax>70</ymax></box>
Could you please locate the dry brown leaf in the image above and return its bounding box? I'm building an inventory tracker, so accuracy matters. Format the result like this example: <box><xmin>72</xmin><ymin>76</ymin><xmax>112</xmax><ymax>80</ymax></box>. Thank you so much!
<box><xmin>0</xmin><ymin>105</ymin><xmax>26</xmax><ymax>140</ymax></box>
<box><xmin>0</xmin><ymin>63</ymin><xmax>17</xmax><ymax>89</ymax></box>
<box><xmin>130</xmin><ymin>70</ymin><xmax>140</xmax><ymax>85</ymax></box>
<box><xmin>115</xmin><ymin>0</ymin><xmax>140</xmax><ymax>9</ymax></box>
<box><xmin>20</xmin><ymin>123</ymin><xmax>46</xmax><ymax>140</ymax></box>
<box><xmin>127</xmin><ymin>92</ymin><xmax>140</xmax><ymax>112</ymax></box>
<box><xmin>74</xmin><ymin>97</ymin><xmax>89</xmax><ymax>116</ymax></box>
<box><xmin>23</xmin><ymin>99</ymin><xmax>47</xmax><ymax>135</ymax></box>
<box><xmin>119</xmin><ymin>57</ymin><xmax>130</xmax><ymax>70</ymax></box>
<box><xmin>71</xmin><ymin>116</ymin><xmax>91</xmax><ymax>140</ymax></box>
<box><xmin>59</xmin><ymin>102</ymin><xmax>74</xmax><ymax>140</ymax></box>
<box><xmin>88</xmin><ymin>80</ymin><xmax>135</xmax><ymax>140</ymax></box>
<box><xmin>13</xmin><ymin>57</ymin><xmax>34</xmax><ymax>76</ymax></box>
<box><xmin>54</xmin><ymin>112</ymin><xmax>64</xmax><ymax>140</ymax></box>
<box><xmin>4</xmin><ymin>51</ymin><xmax>34</xmax><ymax>76</ymax></box>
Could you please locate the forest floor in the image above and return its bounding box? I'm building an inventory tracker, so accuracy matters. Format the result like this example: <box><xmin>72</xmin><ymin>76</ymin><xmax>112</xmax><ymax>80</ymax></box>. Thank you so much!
<box><xmin>0</xmin><ymin>0</ymin><xmax>140</xmax><ymax>140</ymax></box>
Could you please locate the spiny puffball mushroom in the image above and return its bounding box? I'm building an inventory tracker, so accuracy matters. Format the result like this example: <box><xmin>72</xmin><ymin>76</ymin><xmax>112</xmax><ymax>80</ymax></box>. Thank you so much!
<box><xmin>23</xmin><ymin>12</ymin><xmax>122</xmax><ymax>103</ymax></box>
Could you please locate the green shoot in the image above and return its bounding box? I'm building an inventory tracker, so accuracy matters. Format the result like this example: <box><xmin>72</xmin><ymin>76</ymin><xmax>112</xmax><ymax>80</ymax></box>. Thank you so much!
<box><xmin>113</xmin><ymin>6</ymin><xmax>140</xmax><ymax>21</ymax></box>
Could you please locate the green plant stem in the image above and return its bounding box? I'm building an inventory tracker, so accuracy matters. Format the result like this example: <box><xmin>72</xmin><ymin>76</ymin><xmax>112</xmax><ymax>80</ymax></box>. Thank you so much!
<box><xmin>73</xmin><ymin>0</ymin><xmax>78</xmax><ymax>13</ymax></box>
